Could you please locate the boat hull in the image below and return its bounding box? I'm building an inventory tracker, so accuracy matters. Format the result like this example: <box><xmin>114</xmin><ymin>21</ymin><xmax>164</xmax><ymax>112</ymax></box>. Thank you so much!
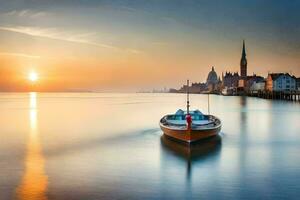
<box><xmin>159</xmin><ymin>113</ymin><xmax>222</xmax><ymax>143</ymax></box>
<box><xmin>160</xmin><ymin>125</ymin><xmax>220</xmax><ymax>143</ymax></box>
<box><xmin>161</xmin><ymin>126</ymin><xmax>221</xmax><ymax>143</ymax></box>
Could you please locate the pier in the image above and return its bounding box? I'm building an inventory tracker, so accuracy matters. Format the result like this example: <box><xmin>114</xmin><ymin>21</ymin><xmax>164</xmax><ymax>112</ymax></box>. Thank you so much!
<box><xmin>247</xmin><ymin>91</ymin><xmax>300</xmax><ymax>101</ymax></box>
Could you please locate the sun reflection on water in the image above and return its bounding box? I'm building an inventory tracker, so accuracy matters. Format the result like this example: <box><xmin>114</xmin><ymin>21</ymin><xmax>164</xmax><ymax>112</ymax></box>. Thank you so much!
<box><xmin>16</xmin><ymin>92</ymin><xmax>48</xmax><ymax>200</ymax></box>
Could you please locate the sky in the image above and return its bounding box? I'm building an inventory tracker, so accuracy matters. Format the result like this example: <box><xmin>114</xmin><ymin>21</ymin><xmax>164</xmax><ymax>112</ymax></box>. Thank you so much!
<box><xmin>0</xmin><ymin>0</ymin><xmax>299</xmax><ymax>91</ymax></box>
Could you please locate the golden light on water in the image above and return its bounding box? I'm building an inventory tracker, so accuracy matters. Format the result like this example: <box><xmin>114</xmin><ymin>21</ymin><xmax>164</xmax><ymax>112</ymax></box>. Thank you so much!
<box><xmin>28</xmin><ymin>72</ymin><xmax>39</xmax><ymax>82</ymax></box>
<box><xmin>16</xmin><ymin>92</ymin><xmax>48</xmax><ymax>200</ymax></box>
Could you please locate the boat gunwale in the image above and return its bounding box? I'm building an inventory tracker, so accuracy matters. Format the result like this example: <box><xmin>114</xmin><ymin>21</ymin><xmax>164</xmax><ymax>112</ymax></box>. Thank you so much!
<box><xmin>159</xmin><ymin>114</ymin><xmax>222</xmax><ymax>131</ymax></box>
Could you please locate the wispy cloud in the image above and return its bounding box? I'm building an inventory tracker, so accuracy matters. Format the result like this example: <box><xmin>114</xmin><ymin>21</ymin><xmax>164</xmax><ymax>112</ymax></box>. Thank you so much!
<box><xmin>125</xmin><ymin>49</ymin><xmax>142</xmax><ymax>54</ymax></box>
<box><xmin>18</xmin><ymin>9</ymin><xmax>30</xmax><ymax>17</ymax></box>
<box><xmin>3</xmin><ymin>9</ymin><xmax>48</xmax><ymax>18</ymax></box>
<box><xmin>30</xmin><ymin>11</ymin><xmax>47</xmax><ymax>18</ymax></box>
<box><xmin>0</xmin><ymin>26</ymin><xmax>119</xmax><ymax>50</ymax></box>
<box><xmin>0</xmin><ymin>26</ymin><xmax>143</xmax><ymax>53</ymax></box>
<box><xmin>0</xmin><ymin>52</ymin><xmax>41</xmax><ymax>59</ymax></box>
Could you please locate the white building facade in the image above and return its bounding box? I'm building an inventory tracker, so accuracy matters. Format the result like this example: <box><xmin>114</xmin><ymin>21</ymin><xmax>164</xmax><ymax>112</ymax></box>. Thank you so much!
<box><xmin>266</xmin><ymin>73</ymin><xmax>296</xmax><ymax>91</ymax></box>
<box><xmin>250</xmin><ymin>81</ymin><xmax>265</xmax><ymax>92</ymax></box>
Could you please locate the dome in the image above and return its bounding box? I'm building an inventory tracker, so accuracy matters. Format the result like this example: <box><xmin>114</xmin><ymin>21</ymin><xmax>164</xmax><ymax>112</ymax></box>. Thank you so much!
<box><xmin>206</xmin><ymin>66</ymin><xmax>218</xmax><ymax>85</ymax></box>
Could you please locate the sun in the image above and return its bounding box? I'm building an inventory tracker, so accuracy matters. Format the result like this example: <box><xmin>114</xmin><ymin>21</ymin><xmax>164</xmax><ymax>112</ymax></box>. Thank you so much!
<box><xmin>28</xmin><ymin>71</ymin><xmax>39</xmax><ymax>82</ymax></box>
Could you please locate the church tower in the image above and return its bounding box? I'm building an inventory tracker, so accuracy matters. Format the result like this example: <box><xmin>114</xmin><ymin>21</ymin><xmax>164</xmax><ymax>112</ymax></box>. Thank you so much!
<box><xmin>240</xmin><ymin>40</ymin><xmax>247</xmax><ymax>79</ymax></box>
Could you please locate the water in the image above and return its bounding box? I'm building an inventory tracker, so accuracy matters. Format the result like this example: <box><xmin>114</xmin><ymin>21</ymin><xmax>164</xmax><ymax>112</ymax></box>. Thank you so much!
<box><xmin>0</xmin><ymin>93</ymin><xmax>300</xmax><ymax>200</ymax></box>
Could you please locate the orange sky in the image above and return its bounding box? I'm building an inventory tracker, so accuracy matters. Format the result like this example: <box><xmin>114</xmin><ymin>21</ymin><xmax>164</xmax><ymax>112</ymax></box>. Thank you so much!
<box><xmin>0</xmin><ymin>1</ymin><xmax>300</xmax><ymax>91</ymax></box>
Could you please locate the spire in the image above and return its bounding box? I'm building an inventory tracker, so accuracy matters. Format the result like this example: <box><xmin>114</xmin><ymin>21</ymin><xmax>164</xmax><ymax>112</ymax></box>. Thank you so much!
<box><xmin>242</xmin><ymin>40</ymin><xmax>246</xmax><ymax>58</ymax></box>
<box><xmin>240</xmin><ymin>40</ymin><xmax>247</xmax><ymax>78</ymax></box>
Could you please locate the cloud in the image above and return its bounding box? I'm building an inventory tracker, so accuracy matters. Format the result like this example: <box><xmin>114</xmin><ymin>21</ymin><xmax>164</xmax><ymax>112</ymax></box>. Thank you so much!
<box><xmin>125</xmin><ymin>49</ymin><xmax>143</xmax><ymax>54</ymax></box>
<box><xmin>0</xmin><ymin>52</ymin><xmax>41</xmax><ymax>59</ymax></box>
<box><xmin>18</xmin><ymin>9</ymin><xmax>30</xmax><ymax>17</ymax></box>
<box><xmin>0</xmin><ymin>26</ymin><xmax>119</xmax><ymax>50</ymax></box>
<box><xmin>3</xmin><ymin>10</ymin><xmax>17</xmax><ymax>16</ymax></box>
<box><xmin>0</xmin><ymin>26</ymin><xmax>143</xmax><ymax>53</ymax></box>
<box><xmin>30</xmin><ymin>11</ymin><xmax>47</xmax><ymax>18</ymax></box>
<box><xmin>2</xmin><ymin>9</ymin><xmax>48</xmax><ymax>18</ymax></box>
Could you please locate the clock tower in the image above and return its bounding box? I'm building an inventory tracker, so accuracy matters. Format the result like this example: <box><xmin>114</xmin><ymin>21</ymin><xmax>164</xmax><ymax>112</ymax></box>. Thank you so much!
<box><xmin>240</xmin><ymin>40</ymin><xmax>247</xmax><ymax>79</ymax></box>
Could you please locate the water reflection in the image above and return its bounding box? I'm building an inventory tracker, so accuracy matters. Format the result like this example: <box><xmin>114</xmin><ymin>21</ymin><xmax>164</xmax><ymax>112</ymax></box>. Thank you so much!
<box><xmin>160</xmin><ymin>135</ymin><xmax>222</xmax><ymax>180</ymax></box>
<box><xmin>239</xmin><ymin>96</ymin><xmax>248</xmax><ymax>167</ymax></box>
<box><xmin>16</xmin><ymin>93</ymin><xmax>48</xmax><ymax>200</ymax></box>
<box><xmin>239</xmin><ymin>96</ymin><xmax>247</xmax><ymax>127</ymax></box>
<box><xmin>0</xmin><ymin>93</ymin><xmax>298</xmax><ymax>199</ymax></box>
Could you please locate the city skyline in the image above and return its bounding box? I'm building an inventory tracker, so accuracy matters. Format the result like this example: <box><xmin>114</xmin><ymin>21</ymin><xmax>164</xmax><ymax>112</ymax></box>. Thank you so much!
<box><xmin>0</xmin><ymin>0</ymin><xmax>300</xmax><ymax>91</ymax></box>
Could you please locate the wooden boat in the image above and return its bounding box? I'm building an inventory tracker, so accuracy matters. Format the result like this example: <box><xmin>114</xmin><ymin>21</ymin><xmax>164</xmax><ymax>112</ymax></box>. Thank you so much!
<box><xmin>159</xmin><ymin>80</ymin><xmax>221</xmax><ymax>143</ymax></box>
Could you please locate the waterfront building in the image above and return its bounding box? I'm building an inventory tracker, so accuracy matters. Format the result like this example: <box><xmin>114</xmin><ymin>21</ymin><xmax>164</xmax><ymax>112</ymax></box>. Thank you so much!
<box><xmin>250</xmin><ymin>81</ymin><xmax>265</xmax><ymax>92</ymax></box>
<box><xmin>206</xmin><ymin>66</ymin><xmax>219</xmax><ymax>92</ymax></box>
<box><xmin>171</xmin><ymin>40</ymin><xmax>298</xmax><ymax>95</ymax></box>
<box><xmin>175</xmin><ymin>82</ymin><xmax>207</xmax><ymax>93</ymax></box>
<box><xmin>266</xmin><ymin>73</ymin><xmax>296</xmax><ymax>91</ymax></box>
<box><xmin>169</xmin><ymin>88</ymin><xmax>179</xmax><ymax>93</ymax></box>
<box><xmin>223</xmin><ymin>41</ymin><xmax>249</xmax><ymax>90</ymax></box>
<box><xmin>297</xmin><ymin>78</ymin><xmax>300</xmax><ymax>91</ymax></box>
<box><xmin>175</xmin><ymin>66</ymin><xmax>221</xmax><ymax>93</ymax></box>
<box><xmin>190</xmin><ymin>82</ymin><xmax>207</xmax><ymax>93</ymax></box>
<box><xmin>238</xmin><ymin>40</ymin><xmax>248</xmax><ymax>89</ymax></box>
<box><xmin>223</xmin><ymin>72</ymin><xmax>239</xmax><ymax>88</ymax></box>
<box><xmin>240</xmin><ymin>40</ymin><xmax>247</xmax><ymax>79</ymax></box>
<box><xmin>246</xmin><ymin>74</ymin><xmax>265</xmax><ymax>90</ymax></box>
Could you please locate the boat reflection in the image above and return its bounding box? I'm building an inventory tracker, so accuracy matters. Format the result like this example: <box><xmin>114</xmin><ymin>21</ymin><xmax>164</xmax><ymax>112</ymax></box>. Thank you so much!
<box><xmin>160</xmin><ymin>135</ymin><xmax>222</xmax><ymax>180</ymax></box>
<box><xmin>16</xmin><ymin>92</ymin><xmax>48</xmax><ymax>200</ymax></box>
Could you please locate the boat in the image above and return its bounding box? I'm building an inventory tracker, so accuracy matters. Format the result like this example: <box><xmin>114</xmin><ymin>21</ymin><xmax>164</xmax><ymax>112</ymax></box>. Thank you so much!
<box><xmin>159</xmin><ymin>80</ymin><xmax>221</xmax><ymax>143</ymax></box>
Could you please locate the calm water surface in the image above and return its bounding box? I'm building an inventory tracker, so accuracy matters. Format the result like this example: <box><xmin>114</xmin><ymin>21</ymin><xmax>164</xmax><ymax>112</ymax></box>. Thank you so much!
<box><xmin>0</xmin><ymin>93</ymin><xmax>300</xmax><ymax>200</ymax></box>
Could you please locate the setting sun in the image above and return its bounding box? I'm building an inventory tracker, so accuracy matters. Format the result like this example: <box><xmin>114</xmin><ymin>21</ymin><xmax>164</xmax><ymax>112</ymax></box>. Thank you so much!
<box><xmin>28</xmin><ymin>72</ymin><xmax>38</xmax><ymax>82</ymax></box>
